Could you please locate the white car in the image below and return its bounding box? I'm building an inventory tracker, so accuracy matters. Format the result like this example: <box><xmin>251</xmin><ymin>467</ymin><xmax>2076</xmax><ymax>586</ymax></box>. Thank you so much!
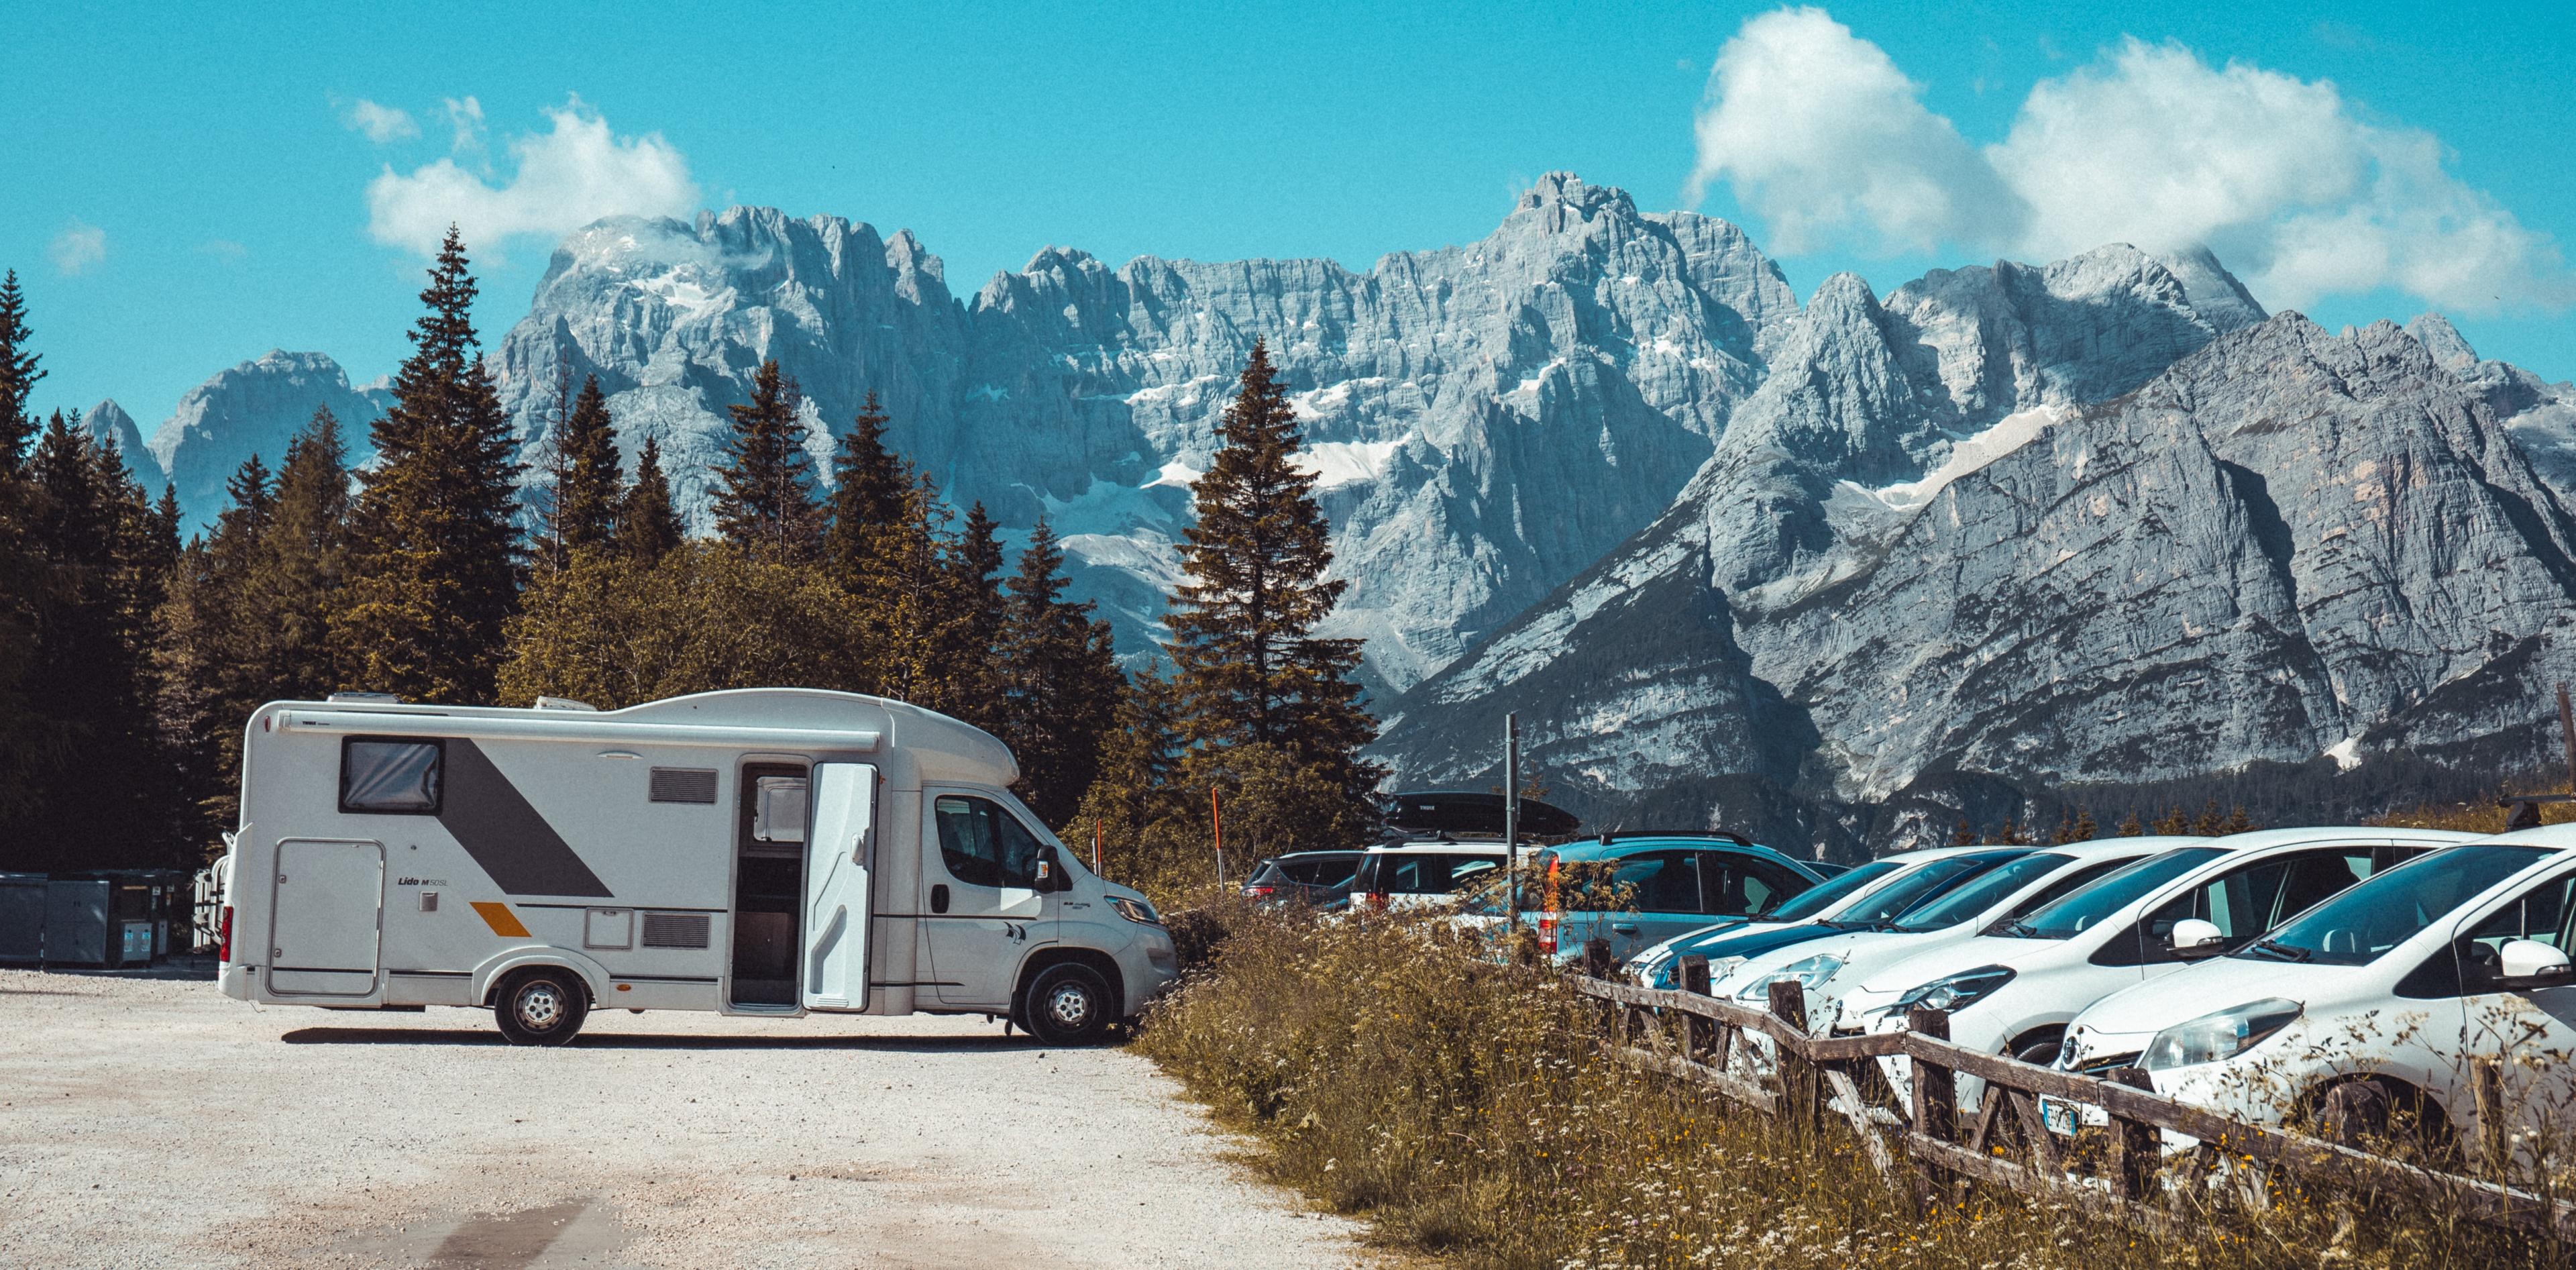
<box><xmin>2057</xmin><ymin>823</ymin><xmax>2576</xmax><ymax>1161</ymax></box>
<box><xmin>1717</xmin><ymin>837</ymin><xmax>2201</xmax><ymax>1020</ymax></box>
<box><xmin>1843</xmin><ymin>826</ymin><xmax>2483</xmax><ymax>1106</ymax></box>
<box><xmin>1625</xmin><ymin>846</ymin><xmax>1989</xmax><ymax>990</ymax></box>
<box><xmin>1348</xmin><ymin>840</ymin><xmax>1510</xmax><ymax>912</ymax></box>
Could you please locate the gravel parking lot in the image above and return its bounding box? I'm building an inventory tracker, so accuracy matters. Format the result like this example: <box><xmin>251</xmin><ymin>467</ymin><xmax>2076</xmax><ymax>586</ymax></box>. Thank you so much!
<box><xmin>0</xmin><ymin>968</ymin><xmax>1364</xmax><ymax>1268</ymax></box>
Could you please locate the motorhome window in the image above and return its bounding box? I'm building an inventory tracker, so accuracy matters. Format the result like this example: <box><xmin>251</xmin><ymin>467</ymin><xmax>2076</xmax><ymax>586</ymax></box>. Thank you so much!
<box><xmin>339</xmin><ymin>738</ymin><xmax>442</xmax><ymax>814</ymax></box>
<box><xmin>934</xmin><ymin>796</ymin><xmax>1044</xmax><ymax>889</ymax></box>
<box><xmin>753</xmin><ymin>777</ymin><xmax>808</xmax><ymax>842</ymax></box>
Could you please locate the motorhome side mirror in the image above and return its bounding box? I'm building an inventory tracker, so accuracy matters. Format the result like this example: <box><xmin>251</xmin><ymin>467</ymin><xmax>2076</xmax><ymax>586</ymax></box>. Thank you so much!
<box><xmin>2169</xmin><ymin>918</ymin><xmax>2226</xmax><ymax>959</ymax></box>
<box><xmin>2499</xmin><ymin>939</ymin><xmax>2575</xmax><ymax>986</ymax></box>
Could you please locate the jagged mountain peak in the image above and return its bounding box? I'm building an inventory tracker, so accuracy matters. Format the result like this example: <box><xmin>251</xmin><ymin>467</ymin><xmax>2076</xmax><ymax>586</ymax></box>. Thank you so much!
<box><xmin>78</xmin><ymin>398</ymin><xmax>158</xmax><ymax>485</ymax></box>
<box><xmin>2406</xmin><ymin>312</ymin><xmax>2479</xmax><ymax>370</ymax></box>
<box><xmin>1512</xmin><ymin>170</ymin><xmax>1638</xmax><ymax>228</ymax></box>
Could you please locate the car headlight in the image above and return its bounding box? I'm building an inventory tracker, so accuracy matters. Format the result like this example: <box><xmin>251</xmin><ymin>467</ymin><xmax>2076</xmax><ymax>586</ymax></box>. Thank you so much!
<box><xmin>2141</xmin><ymin>998</ymin><xmax>2301</xmax><ymax>1072</ymax></box>
<box><xmin>1733</xmin><ymin>953</ymin><xmax>1845</xmax><ymax>1003</ymax></box>
<box><xmin>1109</xmin><ymin>896</ymin><xmax>1161</xmax><ymax>925</ymax></box>
<box><xmin>1890</xmin><ymin>965</ymin><xmax>2016</xmax><ymax>1016</ymax></box>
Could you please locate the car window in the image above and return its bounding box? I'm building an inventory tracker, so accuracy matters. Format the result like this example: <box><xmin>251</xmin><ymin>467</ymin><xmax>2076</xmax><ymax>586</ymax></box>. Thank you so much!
<box><xmin>2013</xmin><ymin>847</ymin><xmax>2228</xmax><ymax>940</ymax></box>
<box><xmin>1612</xmin><ymin>851</ymin><xmax>1701</xmax><ymax>912</ymax></box>
<box><xmin>2453</xmin><ymin>871</ymin><xmax>2576</xmax><ymax>994</ymax></box>
<box><xmin>1283</xmin><ymin>859</ymin><xmax>1354</xmax><ymax>886</ymax></box>
<box><xmin>1710</xmin><ymin>856</ymin><xmax>1812</xmax><ymax>917</ymax></box>
<box><xmin>1248</xmin><ymin>860</ymin><xmax>1287</xmax><ymax>884</ymax></box>
<box><xmin>2118</xmin><ymin>847</ymin><xmax>2373</xmax><ymax>965</ymax></box>
<box><xmin>1888</xmin><ymin>853</ymin><xmax>2072</xmax><ymax>933</ymax></box>
<box><xmin>934</xmin><ymin>794</ymin><xmax>1044</xmax><ymax>889</ymax></box>
<box><xmin>2005</xmin><ymin>858</ymin><xmax>2133</xmax><ymax>917</ymax></box>
<box><xmin>1360</xmin><ymin>852</ymin><xmax>1506</xmax><ymax>895</ymax></box>
<box><xmin>1835</xmin><ymin>852</ymin><xmax>2024</xmax><ymax>927</ymax></box>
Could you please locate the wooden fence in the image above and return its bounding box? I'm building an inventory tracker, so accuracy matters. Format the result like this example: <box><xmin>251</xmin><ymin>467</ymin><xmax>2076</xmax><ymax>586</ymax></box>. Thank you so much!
<box><xmin>1569</xmin><ymin>944</ymin><xmax>2573</xmax><ymax>1238</ymax></box>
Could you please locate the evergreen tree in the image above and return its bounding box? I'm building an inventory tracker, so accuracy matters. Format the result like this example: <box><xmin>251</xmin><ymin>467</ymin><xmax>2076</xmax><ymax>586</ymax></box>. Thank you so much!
<box><xmin>619</xmin><ymin>434</ymin><xmax>685</xmax><ymax>566</ymax></box>
<box><xmin>869</xmin><ymin>472</ymin><xmax>961</xmax><ymax>706</ymax></box>
<box><xmin>254</xmin><ymin>408</ymin><xmax>354</xmax><ymax>697</ymax></box>
<box><xmin>825</xmin><ymin>390</ymin><xmax>909</xmax><ymax>583</ymax></box>
<box><xmin>2116</xmin><ymin>809</ymin><xmax>2145</xmax><ymax>837</ymax></box>
<box><xmin>546</xmin><ymin>374</ymin><xmax>623</xmax><ymax>562</ymax></box>
<box><xmin>943</xmin><ymin>500</ymin><xmax>1008</xmax><ymax>727</ymax></box>
<box><xmin>1067</xmin><ymin>667</ymin><xmax>1197</xmax><ymax>890</ymax></box>
<box><xmin>712</xmin><ymin>360</ymin><xmax>824</xmax><ymax>562</ymax></box>
<box><xmin>998</xmin><ymin>517</ymin><xmax>1124</xmax><ymax>824</ymax></box>
<box><xmin>1167</xmin><ymin>339</ymin><xmax>1379</xmax><ymax>816</ymax></box>
<box><xmin>331</xmin><ymin>227</ymin><xmax>525</xmax><ymax>704</ymax></box>
<box><xmin>0</xmin><ymin>270</ymin><xmax>40</xmax><ymax>474</ymax></box>
<box><xmin>1951</xmin><ymin>819</ymin><xmax>1976</xmax><ymax>846</ymax></box>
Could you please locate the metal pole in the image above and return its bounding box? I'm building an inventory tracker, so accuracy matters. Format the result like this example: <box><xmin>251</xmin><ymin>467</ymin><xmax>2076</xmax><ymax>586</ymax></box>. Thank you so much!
<box><xmin>1505</xmin><ymin>712</ymin><xmax>1521</xmax><ymax>933</ymax></box>
<box><xmin>2558</xmin><ymin>683</ymin><xmax>2576</xmax><ymax>795</ymax></box>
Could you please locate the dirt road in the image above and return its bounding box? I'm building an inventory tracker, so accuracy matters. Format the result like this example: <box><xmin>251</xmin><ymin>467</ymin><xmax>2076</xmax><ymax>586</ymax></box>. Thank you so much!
<box><xmin>0</xmin><ymin>969</ymin><xmax>1365</xmax><ymax>1268</ymax></box>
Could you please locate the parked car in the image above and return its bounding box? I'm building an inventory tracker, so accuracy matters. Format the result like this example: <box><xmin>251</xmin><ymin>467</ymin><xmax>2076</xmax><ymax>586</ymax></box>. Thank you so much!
<box><xmin>2053</xmin><ymin>824</ymin><xmax>2576</xmax><ymax>1161</ymax></box>
<box><xmin>1524</xmin><ymin>833</ymin><xmax>1830</xmax><ymax>963</ymax></box>
<box><xmin>1351</xmin><ymin>841</ymin><xmax>1516</xmax><ymax>912</ymax></box>
<box><xmin>1843</xmin><ymin>827</ymin><xmax>2481</xmax><ymax>1110</ymax></box>
<box><xmin>1717</xmin><ymin>837</ymin><xmax>2198</xmax><ymax>1020</ymax></box>
<box><xmin>1692</xmin><ymin>847</ymin><xmax>2045</xmax><ymax>999</ymax></box>
<box><xmin>1240</xmin><ymin>850</ymin><xmax>1366</xmax><ymax>909</ymax></box>
<box><xmin>1626</xmin><ymin>847</ymin><xmax>1977</xmax><ymax>989</ymax></box>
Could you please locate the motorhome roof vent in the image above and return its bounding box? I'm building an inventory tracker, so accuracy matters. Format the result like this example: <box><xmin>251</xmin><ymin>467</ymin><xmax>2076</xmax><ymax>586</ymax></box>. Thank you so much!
<box><xmin>326</xmin><ymin>691</ymin><xmax>400</xmax><ymax>704</ymax></box>
<box><xmin>533</xmin><ymin>696</ymin><xmax>598</xmax><ymax>711</ymax></box>
<box><xmin>640</xmin><ymin>912</ymin><xmax>712</xmax><ymax>949</ymax></box>
<box><xmin>649</xmin><ymin>768</ymin><xmax>719</xmax><ymax>804</ymax></box>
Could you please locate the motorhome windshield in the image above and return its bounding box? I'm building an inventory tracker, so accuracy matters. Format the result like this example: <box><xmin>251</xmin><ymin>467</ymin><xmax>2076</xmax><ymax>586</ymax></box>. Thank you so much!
<box><xmin>1762</xmin><ymin>859</ymin><xmax>1903</xmax><ymax>922</ymax></box>
<box><xmin>2237</xmin><ymin>845</ymin><xmax>2551</xmax><ymax>967</ymax></box>
<box><xmin>1888</xmin><ymin>852</ymin><xmax>2072</xmax><ymax>933</ymax></box>
<box><xmin>2005</xmin><ymin>847</ymin><xmax>2226</xmax><ymax>939</ymax></box>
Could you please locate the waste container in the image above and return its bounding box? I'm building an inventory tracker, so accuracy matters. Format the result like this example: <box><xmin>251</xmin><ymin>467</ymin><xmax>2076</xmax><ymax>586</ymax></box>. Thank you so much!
<box><xmin>44</xmin><ymin>878</ymin><xmax>111</xmax><ymax>967</ymax></box>
<box><xmin>0</xmin><ymin>873</ymin><xmax>44</xmax><ymax>964</ymax></box>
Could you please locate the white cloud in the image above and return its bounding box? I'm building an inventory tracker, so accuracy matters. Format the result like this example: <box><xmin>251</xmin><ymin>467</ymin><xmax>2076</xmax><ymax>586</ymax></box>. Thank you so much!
<box><xmin>51</xmin><ymin>220</ymin><xmax>105</xmax><ymax>275</ymax></box>
<box><xmin>1689</xmin><ymin>10</ymin><xmax>2574</xmax><ymax>315</ymax></box>
<box><xmin>365</xmin><ymin>99</ymin><xmax>699</xmax><ymax>259</ymax></box>
<box><xmin>441</xmin><ymin>95</ymin><xmax>486</xmax><ymax>153</ymax></box>
<box><xmin>340</xmin><ymin>98</ymin><xmax>418</xmax><ymax>144</ymax></box>
<box><xmin>1686</xmin><ymin>7</ymin><xmax>2022</xmax><ymax>256</ymax></box>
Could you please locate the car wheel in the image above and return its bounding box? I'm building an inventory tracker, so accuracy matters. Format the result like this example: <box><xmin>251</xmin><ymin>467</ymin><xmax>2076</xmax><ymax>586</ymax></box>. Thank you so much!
<box><xmin>1023</xmin><ymin>963</ymin><xmax>1114</xmax><ymax>1046</ymax></box>
<box><xmin>2315</xmin><ymin>1078</ymin><xmax>2398</xmax><ymax>1147</ymax></box>
<box><xmin>494</xmin><ymin>967</ymin><xmax>589</xmax><ymax>1047</ymax></box>
<box><xmin>2010</xmin><ymin>1032</ymin><xmax>2063</xmax><ymax>1066</ymax></box>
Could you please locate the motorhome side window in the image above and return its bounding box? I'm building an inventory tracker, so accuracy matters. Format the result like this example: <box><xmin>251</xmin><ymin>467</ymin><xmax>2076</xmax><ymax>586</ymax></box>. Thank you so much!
<box><xmin>339</xmin><ymin>737</ymin><xmax>443</xmax><ymax>814</ymax></box>
<box><xmin>934</xmin><ymin>795</ymin><xmax>1042</xmax><ymax>889</ymax></box>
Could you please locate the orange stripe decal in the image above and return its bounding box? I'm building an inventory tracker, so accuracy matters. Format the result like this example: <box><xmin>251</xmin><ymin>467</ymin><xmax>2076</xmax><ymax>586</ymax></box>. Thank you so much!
<box><xmin>470</xmin><ymin>901</ymin><xmax>531</xmax><ymax>939</ymax></box>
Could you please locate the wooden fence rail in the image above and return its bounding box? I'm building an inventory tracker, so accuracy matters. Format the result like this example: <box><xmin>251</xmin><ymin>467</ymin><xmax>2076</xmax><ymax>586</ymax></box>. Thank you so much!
<box><xmin>1568</xmin><ymin>945</ymin><xmax>2575</xmax><ymax>1238</ymax></box>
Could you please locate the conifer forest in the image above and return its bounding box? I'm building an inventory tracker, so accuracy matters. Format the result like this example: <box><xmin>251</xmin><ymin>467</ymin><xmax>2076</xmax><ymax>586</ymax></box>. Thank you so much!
<box><xmin>0</xmin><ymin>233</ymin><xmax>1383</xmax><ymax>890</ymax></box>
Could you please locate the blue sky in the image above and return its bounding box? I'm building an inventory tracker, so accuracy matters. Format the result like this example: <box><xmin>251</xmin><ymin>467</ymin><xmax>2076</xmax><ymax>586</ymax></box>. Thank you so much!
<box><xmin>5</xmin><ymin>1</ymin><xmax>2573</xmax><ymax>431</ymax></box>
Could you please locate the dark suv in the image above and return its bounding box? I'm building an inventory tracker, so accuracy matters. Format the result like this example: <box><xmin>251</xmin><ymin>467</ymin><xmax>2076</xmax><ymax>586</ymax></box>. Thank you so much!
<box><xmin>1241</xmin><ymin>851</ymin><xmax>1366</xmax><ymax>910</ymax></box>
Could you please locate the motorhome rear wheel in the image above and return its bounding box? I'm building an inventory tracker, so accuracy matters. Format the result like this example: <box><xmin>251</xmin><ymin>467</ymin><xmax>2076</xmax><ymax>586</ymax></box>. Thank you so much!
<box><xmin>494</xmin><ymin>966</ymin><xmax>589</xmax><ymax>1047</ymax></box>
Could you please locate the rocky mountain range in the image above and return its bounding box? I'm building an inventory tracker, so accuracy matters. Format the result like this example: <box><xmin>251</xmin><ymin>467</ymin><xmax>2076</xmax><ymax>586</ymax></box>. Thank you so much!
<box><xmin>113</xmin><ymin>174</ymin><xmax>2576</xmax><ymax>852</ymax></box>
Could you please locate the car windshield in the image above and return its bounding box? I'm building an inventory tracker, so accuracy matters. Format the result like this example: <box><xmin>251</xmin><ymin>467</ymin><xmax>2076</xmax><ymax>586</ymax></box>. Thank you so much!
<box><xmin>2236</xmin><ymin>845</ymin><xmax>2552</xmax><ymax>966</ymax></box>
<box><xmin>1827</xmin><ymin>851</ymin><xmax>2025</xmax><ymax>928</ymax></box>
<box><xmin>1888</xmin><ymin>852</ymin><xmax>2073</xmax><ymax>933</ymax></box>
<box><xmin>1762</xmin><ymin>859</ymin><xmax>1905</xmax><ymax>922</ymax></box>
<box><xmin>1247</xmin><ymin>860</ymin><xmax>1287</xmax><ymax>884</ymax></box>
<box><xmin>2007</xmin><ymin>847</ymin><xmax>2229</xmax><ymax>939</ymax></box>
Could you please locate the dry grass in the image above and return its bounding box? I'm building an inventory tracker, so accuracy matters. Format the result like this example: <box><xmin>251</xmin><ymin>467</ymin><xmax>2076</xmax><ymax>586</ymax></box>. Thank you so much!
<box><xmin>2372</xmin><ymin>798</ymin><xmax>2576</xmax><ymax>835</ymax></box>
<box><xmin>1136</xmin><ymin>906</ymin><xmax>2573</xmax><ymax>1269</ymax></box>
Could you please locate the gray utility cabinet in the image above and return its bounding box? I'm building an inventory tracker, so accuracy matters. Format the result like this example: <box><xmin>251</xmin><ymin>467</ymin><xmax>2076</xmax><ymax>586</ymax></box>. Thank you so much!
<box><xmin>44</xmin><ymin>878</ymin><xmax>154</xmax><ymax>968</ymax></box>
<box><xmin>0</xmin><ymin>874</ymin><xmax>43</xmax><ymax>965</ymax></box>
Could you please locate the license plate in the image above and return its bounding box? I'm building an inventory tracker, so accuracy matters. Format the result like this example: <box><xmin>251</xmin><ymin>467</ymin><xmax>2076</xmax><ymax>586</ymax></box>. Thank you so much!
<box><xmin>2039</xmin><ymin>1096</ymin><xmax>2081</xmax><ymax>1136</ymax></box>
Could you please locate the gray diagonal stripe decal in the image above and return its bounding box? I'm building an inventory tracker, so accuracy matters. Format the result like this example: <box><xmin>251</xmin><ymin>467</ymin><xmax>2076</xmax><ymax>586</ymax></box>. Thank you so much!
<box><xmin>438</xmin><ymin>739</ymin><xmax>614</xmax><ymax>898</ymax></box>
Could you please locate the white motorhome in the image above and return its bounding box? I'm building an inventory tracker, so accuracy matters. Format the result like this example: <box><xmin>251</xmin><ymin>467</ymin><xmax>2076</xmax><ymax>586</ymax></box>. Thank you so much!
<box><xmin>217</xmin><ymin>688</ymin><xmax>1177</xmax><ymax>1046</ymax></box>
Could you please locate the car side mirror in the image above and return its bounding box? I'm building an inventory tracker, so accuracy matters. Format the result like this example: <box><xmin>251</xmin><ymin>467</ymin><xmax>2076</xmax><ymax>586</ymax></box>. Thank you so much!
<box><xmin>2499</xmin><ymin>938</ymin><xmax>2574</xmax><ymax>987</ymax></box>
<box><xmin>2169</xmin><ymin>917</ymin><xmax>2226</xmax><ymax>959</ymax></box>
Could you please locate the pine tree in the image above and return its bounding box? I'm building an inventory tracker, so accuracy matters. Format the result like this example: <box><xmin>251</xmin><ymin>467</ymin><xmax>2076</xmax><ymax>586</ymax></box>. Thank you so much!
<box><xmin>1951</xmin><ymin>819</ymin><xmax>1976</xmax><ymax>846</ymax></box>
<box><xmin>2070</xmin><ymin>806</ymin><xmax>2098</xmax><ymax>841</ymax></box>
<box><xmin>998</xmin><ymin>517</ymin><xmax>1125</xmax><ymax>825</ymax></box>
<box><xmin>712</xmin><ymin>360</ymin><xmax>824</xmax><ymax>563</ymax></box>
<box><xmin>942</xmin><ymin>500</ymin><xmax>1008</xmax><ymax>728</ymax></box>
<box><xmin>2218</xmin><ymin>805</ymin><xmax>2256</xmax><ymax>835</ymax></box>
<box><xmin>2153</xmin><ymin>806</ymin><xmax>2190</xmax><ymax>835</ymax></box>
<box><xmin>0</xmin><ymin>271</ymin><xmax>41</xmax><ymax>475</ymax></box>
<box><xmin>1166</xmin><ymin>340</ymin><xmax>1379</xmax><ymax>816</ymax></box>
<box><xmin>2190</xmin><ymin>798</ymin><xmax>2225</xmax><ymax>837</ymax></box>
<box><xmin>254</xmin><ymin>408</ymin><xmax>354</xmax><ymax>698</ymax></box>
<box><xmin>332</xmin><ymin>227</ymin><xmax>525</xmax><ymax>704</ymax></box>
<box><xmin>547</xmin><ymin>374</ymin><xmax>623</xmax><ymax>562</ymax></box>
<box><xmin>824</xmin><ymin>390</ymin><xmax>908</xmax><ymax>584</ymax></box>
<box><xmin>2116</xmin><ymin>809</ymin><xmax>2145</xmax><ymax>837</ymax></box>
<box><xmin>1067</xmin><ymin>667</ymin><xmax>1197</xmax><ymax>890</ymax></box>
<box><xmin>619</xmin><ymin>435</ymin><xmax>685</xmax><ymax>566</ymax></box>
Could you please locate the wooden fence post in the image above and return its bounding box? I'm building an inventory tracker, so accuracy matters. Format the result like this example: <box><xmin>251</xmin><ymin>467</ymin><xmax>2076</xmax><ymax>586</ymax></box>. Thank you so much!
<box><xmin>1907</xmin><ymin>1007</ymin><xmax>1955</xmax><ymax>1208</ymax></box>
<box><xmin>1768</xmin><ymin>978</ymin><xmax>1821</xmax><ymax>1136</ymax></box>
<box><xmin>1679</xmin><ymin>955</ymin><xmax>1715</xmax><ymax>1062</ymax></box>
<box><xmin>2107</xmin><ymin>1067</ymin><xmax>2159</xmax><ymax>1202</ymax></box>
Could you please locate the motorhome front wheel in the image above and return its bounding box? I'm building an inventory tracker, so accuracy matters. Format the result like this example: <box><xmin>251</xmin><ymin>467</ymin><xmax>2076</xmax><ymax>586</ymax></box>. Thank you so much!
<box><xmin>1024</xmin><ymin>963</ymin><xmax>1113</xmax><ymax>1046</ymax></box>
<box><xmin>494</xmin><ymin>967</ymin><xmax>590</xmax><ymax>1047</ymax></box>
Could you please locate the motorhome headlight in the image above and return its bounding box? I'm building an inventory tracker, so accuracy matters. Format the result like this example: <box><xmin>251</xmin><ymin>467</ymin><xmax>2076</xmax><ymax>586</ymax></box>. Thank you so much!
<box><xmin>1890</xmin><ymin>965</ymin><xmax>2015</xmax><ymax>1016</ymax></box>
<box><xmin>1735</xmin><ymin>953</ymin><xmax>1844</xmax><ymax>1002</ymax></box>
<box><xmin>2141</xmin><ymin>998</ymin><xmax>2301</xmax><ymax>1072</ymax></box>
<box><xmin>1109</xmin><ymin>896</ymin><xmax>1162</xmax><ymax>926</ymax></box>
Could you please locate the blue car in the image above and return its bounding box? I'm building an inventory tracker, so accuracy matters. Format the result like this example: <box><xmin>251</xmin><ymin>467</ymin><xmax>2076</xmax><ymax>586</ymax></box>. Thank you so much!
<box><xmin>1521</xmin><ymin>833</ymin><xmax>1830</xmax><ymax>964</ymax></box>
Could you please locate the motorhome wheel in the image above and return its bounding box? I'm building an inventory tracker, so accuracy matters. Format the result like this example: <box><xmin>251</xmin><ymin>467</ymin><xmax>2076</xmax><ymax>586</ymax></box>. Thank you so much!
<box><xmin>1024</xmin><ymin>964</ymin><xmax>1112</xmax><ymax>1046</ymax></box>
<box><xmin>494</xmin><ymin>967</ymin><xmax>590</xmax><ymax>1047</ymax></box>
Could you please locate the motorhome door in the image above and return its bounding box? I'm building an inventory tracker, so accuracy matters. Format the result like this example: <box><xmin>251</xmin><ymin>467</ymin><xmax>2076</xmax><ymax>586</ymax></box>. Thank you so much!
<box><xmin>801</xmin><ymin>762</ymin><xmax>877</xmax><ymax>1010</ymax></box>
<box><xmin>267</xmin><ymin>839</ymin><xmax>384</xmax><ymax>996</ymax></box>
